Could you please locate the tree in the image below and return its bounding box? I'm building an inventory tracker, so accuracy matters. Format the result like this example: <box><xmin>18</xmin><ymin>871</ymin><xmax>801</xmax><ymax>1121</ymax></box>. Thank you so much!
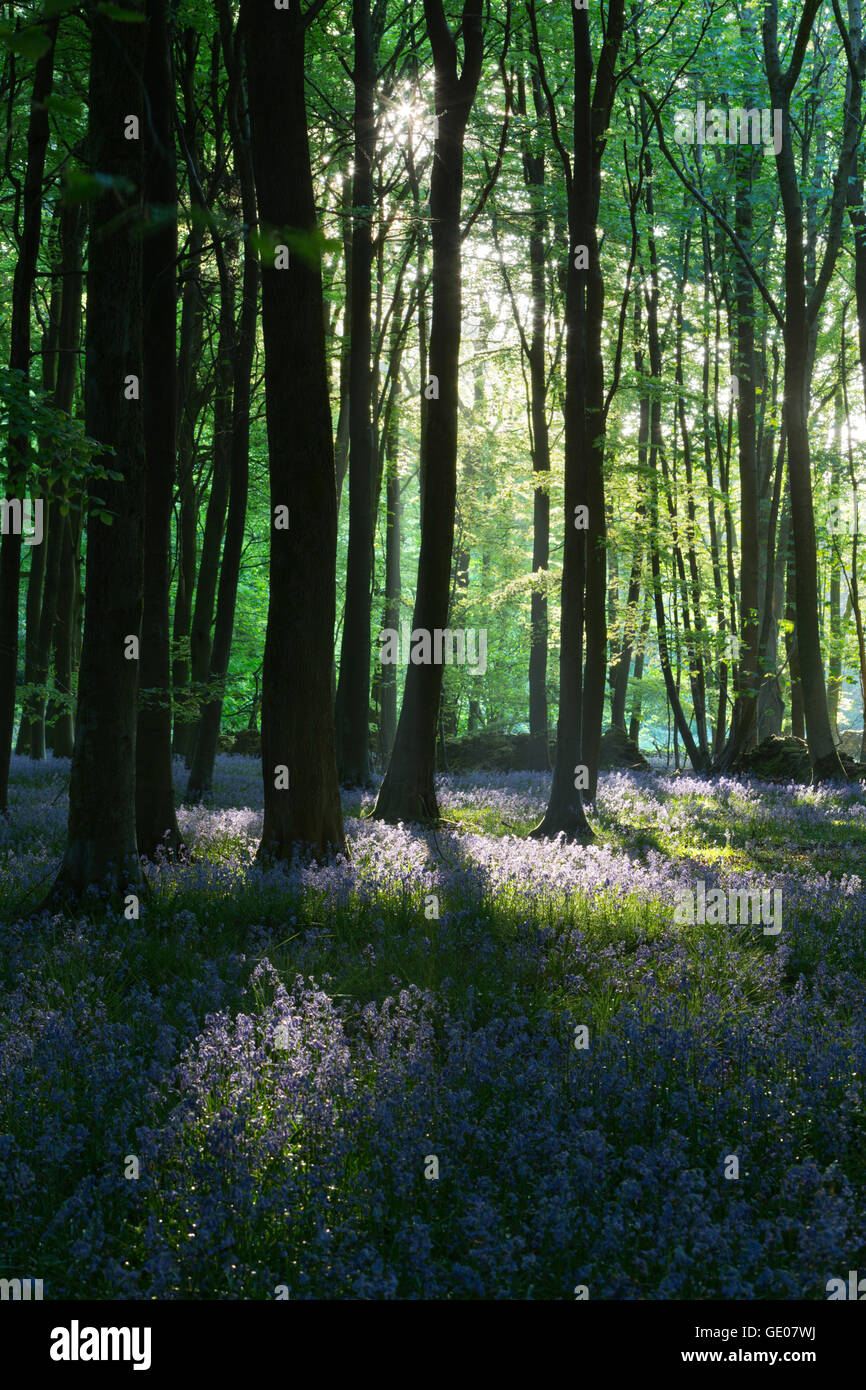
<box><xmin>0</xmin><ymin>18</ymin><xmax>58</xmax><ymax>813</ymax></box>
<box><xmin>242</xmin><ymin>0</ymin><xmax>346</xmax><ymax>860</ymax></box>
<box><xmin>334</xmin><ymin>0</ymin><xmax>379</xmax><ymax>787</ymax></box>
<box><xmin>373</xmin><ymin>0</ymin><xmax>485</xmax><ymax>825</ymax></box>
<box><xmin>762</xmin><ymin>0</ymin><xmax>850</xmax><ymax>780</ymax></box>
<box><xmin>136</xmin><ymin>0</ymin><xmax>184</xmax><ymax>858</ymax></box>
<box><xmin>531</xmin><ymin>0</ymin><xmax>625</xmax><ymax>838</ymax></box>
<box><xmin>186</xmin><ymin>0</ymin><xmax>259</xmax><ymax>801</ymax></box>
<box><xmin>50</xmin><ymin>2</ymin><xmax>148</xmax><ymax>898</ymax></box>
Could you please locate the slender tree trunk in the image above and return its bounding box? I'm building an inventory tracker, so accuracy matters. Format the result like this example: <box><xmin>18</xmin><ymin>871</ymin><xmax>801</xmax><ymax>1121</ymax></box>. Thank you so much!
<box><xmin>673</xmin><ymin>226</ymin><xmax>709</xmax><ymax>757</ymax></box>
<box><xmin>49</xmin><ymin>3</ymin><xmax>148</xmax><ymax>898</ymax></box>
<box><xmin>756</xmin><ymin>428</ymin><xmax>788</xmax><ymax>741</ymax></box>
<box><xmin>172</xmin><ymin>29</ymin><xmax>206</xmax><ymax>757</ymax></box>
<box><xmin>629</xmin><ymin>590</ymin><xmax>652</xmax><ymax>746</ymax></box>
<box><xmin>49</xmin><ymin>505</ymin><xmax>83</xmax><ymax>758</ymax></box>
<box><xmin>185</xmin><ymin>257</ymin><xmax>234</xmax><ymax>761</ymax></box>
<box><xmin>374</xmin><ymin>0</ymin><xmax>484</xmax><ymax>825</ymax></box>
<box><xmin>784</xmin><ymin>532</ymin><xmax>805</xmax><ymax>739</ymax></box>
<box><xmin>827</xmin><ymin>393</ymin><xmax>844</xmax><ymax>739</ymax></box>
<box><xmin>0</xmin><ymin>20</ymin><xmax>58</xmax><ymax>812</ymax></box>
<box><xmin>702</xmin><ymin>224</ymin><xmax>731</xmax><ymax>753</ymax></box>
<box><xmin>379</xmin><ymin>283</ymin><xmax>404</xmax><ymax>763</ymax></box>
<box><xmin>136</xmin><ymin>0</ymin><xmax>184</xmax><ymax>858</ymax></box>
<box><xmin>335</xmin><ymin>169</ymin><xmax>353</xmax><ymax>507</ymax></box>
<box><xmin>647</xmin><ymin>295</ymin><xmax>706</xmax><ymax>771</ymax></box>
<box><xmin>612</xmin><ymin>296</ymin><xmax>648</xmax><ymax>733</ymax></box>
<box><xmin>719</xmin><ymin>151</ymin><xmax>761</xmax><ymax>768</ymax></box>
<box><xmin>763</xmin><ymin>1</ymin><xmax>846</xmax><ymax>779</ymax></box>
<box><xmin>335</xmin><ymin>0</ymin><xmax>377</xmax><ymax>786</ymax></box>
<box><xmin>19</xmin><ymin>274</ymin><xmax>60</xmax><ymax>758</ymax></box>
<box><xmin>523</xmin><ymin>66</ymin><xmax>551</xmax><ymax>770</ymax></box>
<box><xmin>533</xmin><ymin>0</ymin><xmax>625</xmax><ymax>835</ymax></box>
<box><xmin>243</xmin><ymin>0</ymin><xmax>345</xmax><ymax>859</ymax></box>
<box><xmin>611</xmin><ymin>504</ymin><xmax>644</xmax><ymax>732</ymax></box>
<box><xmin>187</xmin><ymin>0</ymin><xmax>258</xmax><ymax>801</ymax></box>
<box><xmin>36</xmin><ymin>205</ymin><xmax>84</xmax><ymax>759</ymax></box>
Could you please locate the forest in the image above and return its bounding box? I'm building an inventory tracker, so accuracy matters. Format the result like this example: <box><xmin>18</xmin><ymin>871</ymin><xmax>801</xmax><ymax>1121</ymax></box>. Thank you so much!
<box><xmin>1</xmin><ymin>0</ymin><xmax>866</xmax><ymax>1313</ymax></box>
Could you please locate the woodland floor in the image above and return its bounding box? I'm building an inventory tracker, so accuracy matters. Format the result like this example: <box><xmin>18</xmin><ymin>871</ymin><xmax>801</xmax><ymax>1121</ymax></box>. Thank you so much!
<box><xmin>1</xmin><ymin>755</ymin><xmax>865</xmax><ymax>1298</ymax></box>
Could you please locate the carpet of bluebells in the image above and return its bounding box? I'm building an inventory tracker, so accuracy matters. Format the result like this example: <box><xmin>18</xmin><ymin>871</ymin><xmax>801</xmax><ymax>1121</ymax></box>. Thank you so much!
<box><xmin>2</xmin><ymin>752</ymin><xmax>866</xmax><ymax>1299</ymax></box>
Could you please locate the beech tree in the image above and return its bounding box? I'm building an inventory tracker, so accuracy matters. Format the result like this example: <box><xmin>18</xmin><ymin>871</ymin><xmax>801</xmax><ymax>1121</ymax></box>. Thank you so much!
<box><xmin>531</xmin><ymin>0</ymin><xmax>626</xmax><ymax>838</ymax></box>
<box><xmin>50</xmin><ymin>3</ymin><xmax>148</xmax><ymax>897</ymax></box>
<box><xmin>0</xmin><ymin>17</ymin><xmax>58</xmax><ymax>814</ymax></box>
<box><xmin>242</xmin><ymin>0</ymin><xmax>346</xmax><ymax>859</ymax></box>
<box><xmin>374</xmin><ymin>0</ymin><xmax>485</xmax><ymax>825</ymax></box>
<box><xmin>136</xmin><ymin>0</ymin><xmax>184</xmax><ymax>858</ymax></box>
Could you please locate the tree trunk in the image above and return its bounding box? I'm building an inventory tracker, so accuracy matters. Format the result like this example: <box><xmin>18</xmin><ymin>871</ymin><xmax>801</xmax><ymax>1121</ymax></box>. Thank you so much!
<box><xmin>718</xmin><ymin>151</ymin><xmax>761</xmax><ymax>769</ymax></box>
<box><xmin>49</xmin><ymin>3</ymin><xmax>148</xmax><ymax>898</ymax></box>
<box><xmin>37</xmin><ymin>204</ymin><xmax>85</xmax><ymax>759</ymax></box>
<box><xmin>335</xmin><ymin>0</ymin><xmax>377</xmax><ymax>786</ymax></box>
<box><xmin>763</xmin><ymin>0</ymin><xmax>846</xmax><ymax>780</ymax></box>
<box><xmin>187</xmin><ymin>0</ymin><xmax>258</xmax><ymax>801</ymax></box>
<box><xmin>49</xmin><ymin>503</ymin><xmax>83</xmax><ymax>758</ymax></box>
<box><xmin>243</xmin><ymin>0</ymin><xmax>345</xmax><ymax>859</ymax></box>
<box><xmin>378</xmin><ymin>282</ymin><xmax>404</xmax><ymax>764</ymax></box>
<box><xmin>136</xmin><ymin>0</ymin><xmax>184</xmax><ymax>859</ymax></box>
<box><xmin>612</xmin><ymin>298</ymin><xmax>648</xmax><ymax>733</ymax></box>
<box><xmin>0</xmin><ymin>20</ymin><xmax>58</xmax><ymax>812</ymax></box>
<box><xmin>19</xmin><ymin>273</ymin><xmax>60</xmax><ymax>758</ymax></box>
<box><xmin>700</xmin><ymin>214</ymin><xmax>730</xmax><ymax>754</ymax></box>
<box><xmin>533</xmin><ymin>0</ymin><xmax>625</xmax><ymax>836</ymax></box>
<box><xmin>185</xmin><ymin>257</ymin><xmax>234</xmax><ymax>762</ymax></box>
<box><xmin>373</xmin><ymin>0</ymin><xmax>484</xmax><ymax>825</ymax></box>
<box><xmin>629</xmin><ymin>591</ymin><xmax>652</xmax><ymax>747</ymax></box>
<box><xmin>172</xmin><ymin>28</ymin><xmax>206</xmax><ymax>758</ymax></box>
<box><xmin>523</xmin><ymin>66</ymin><xmax>551</xmax><ymax>771</ymax></box>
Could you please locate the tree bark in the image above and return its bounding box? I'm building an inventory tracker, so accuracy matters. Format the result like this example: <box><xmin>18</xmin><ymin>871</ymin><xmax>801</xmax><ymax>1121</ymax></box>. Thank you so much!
<box><xmin>185</xmin><ymin>254</ymin><xmax>234</xmax><ymax>762</ymax></box>
<box><xmin>373</xmin><ymin>0</ymin><xmax>484</xmax><ymax>825</ymax></box>
<box><xmin>523</xmin><ymin>66</ymin><xmax>551</xmax><ymax>771</ymax></box>
<box><xmin>335</xmin><ymin>0</ymin><xmax>378</xmax><ymax>786</ymax></box>
<box><xmin>50</xmin><ymin>2</ymin><xmax>148</xmax><ymax>898</ymax></box>
<box><xmin>718</xmin><ymin>150</ymin><xmax>761</xmax><ymax>769</ymax></box>
<box><xmin>0</xmin><ymin>20</ymin><xmax>58</xmax><ymax>812</ymax></box>
<box><xmin>136</xmin><ymin>0</ymin><xmax>184</xmax><ymax>859</ymax></box>
<box><xmin>172</xmin><ymin>27</ymin><xmax>206</xmax><ymax>757</ymax></box>
<box><xmin>243</xmin><ymin>0</ymin><xmax>345</xmax><ymax>859</ymax></box>
<box><xmin>378</xmin><ymin>282</ymin><xmax>405</xmax><ymax>764</ymax></box>
<box><xmin>532</xmin><ymin>0</ymin><xmax>625</xmax><ymax>836</ymax></box>
<box><xmin>187</xmin><ymin>0</ymin><xmax>258</xmax><ymax>801</ymax></box>
<box><xmin>763</xmin><ymin>0</ymin><xmax>847</xmax><ymax>779</ymax></box>
<box><xmin>19</xmin><ymin>270</ymin><xmax>59</xmax><ymax>758</ymax></box>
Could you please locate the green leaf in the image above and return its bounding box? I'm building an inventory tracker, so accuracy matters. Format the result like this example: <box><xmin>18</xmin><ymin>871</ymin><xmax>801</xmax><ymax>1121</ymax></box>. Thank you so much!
<box><xmin>43</xmin><ymin>0</ymin><xmax>81</xmax><ymax>14</ymax></box>
<box><xmin>131</xmin><ymin>202</ymin><xmax>179</xmax><ymax>239</ymax></box>
<box><xmin>97</xmin><ymin>3</ymin><xmax>146</xmax><ymax>20</ymax></box>
<box><xmin>251</xmin><ymin>223</ymin><xmax>339</xmax><ymax>269</ymax></box>
<box><xmin>61</xmin><ymin>169</ymin><xmax>136</xmax><ymax>204</ymax></box>
<box><xmin>0</xmin><ymin>24</ymin><xmax>52</xmax><ymax>60</ymax></box>
<box><xmin>43</xmin><ymin>92</ymin><xmax>85</xmax><ymax>119</ymax></box>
